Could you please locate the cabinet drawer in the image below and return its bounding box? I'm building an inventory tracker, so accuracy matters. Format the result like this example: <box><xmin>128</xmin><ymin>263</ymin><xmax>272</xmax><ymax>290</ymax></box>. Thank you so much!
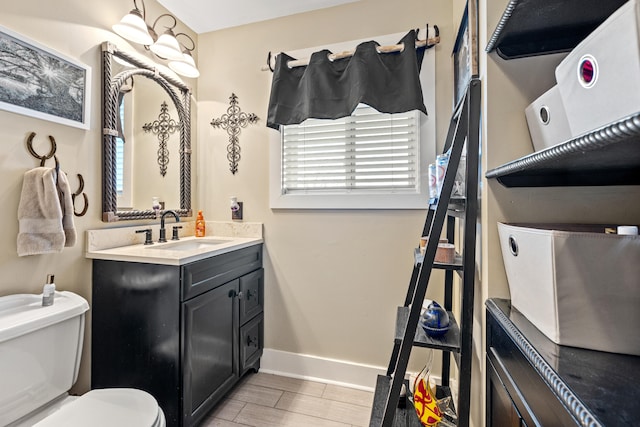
<box><xmin>240</xmin><ymin>313</ymin><xmax>263</xmax><ymax>373</ymax></box>
<box><xmin>239</xmin><ymin>268</ymin><xmax>264</xmax><ymax>324</ymax></box>
<box><xmin>181</xmin><ymin>244</ymin><xmax>262</xmax><ymax>301</ymax></box>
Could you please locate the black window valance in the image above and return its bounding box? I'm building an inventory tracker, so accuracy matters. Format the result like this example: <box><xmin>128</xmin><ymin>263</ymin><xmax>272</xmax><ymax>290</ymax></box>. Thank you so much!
<box><xmin>267</xmin><ymin>30</ymin><xmax>429</xmax><ymax>130</ymax></box>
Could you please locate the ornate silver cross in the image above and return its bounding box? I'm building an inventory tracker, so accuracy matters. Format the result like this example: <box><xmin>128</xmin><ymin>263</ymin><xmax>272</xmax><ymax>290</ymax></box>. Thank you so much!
<box><xmin>210</xmin><ymin>93</ymin><xmax>259</xmax><ymax>174</ymax></box>
<box><xmin>143</xmin><ymin>101</ymin><xmax>179</xmax><ymax>177</ymax></box>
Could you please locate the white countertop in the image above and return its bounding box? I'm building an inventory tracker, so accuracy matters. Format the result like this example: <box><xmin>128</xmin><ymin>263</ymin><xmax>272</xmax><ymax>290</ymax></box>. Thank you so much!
<box><xmin>86</xmin><ymin>235</ymin><xmax>263</xmax><ymax>265</ymax></box>
<box><xmin>85</xmin><ymin>221</ymin><xmax>263</xmax><ymax>266</ymax></box>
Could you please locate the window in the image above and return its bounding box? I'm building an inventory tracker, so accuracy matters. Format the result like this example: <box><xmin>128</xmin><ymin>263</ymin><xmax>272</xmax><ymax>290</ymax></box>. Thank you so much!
<box><xmin>116</xmin><ymin>94</ymin><xmax>133</xmax><ymax>208</ymax></box>
<box><xmin>116</xmin><ymin>101</ymin><xmax>125</xmax><ymax>195</ymax></box>
<box><xmin>269</xmin><ymin>32</ymin><xmax>436</xmax><ymax>209</ymax></box>
<box><xmin>281</xmin><ymin>105</ymin><xmax>420</xmax><ymax>194</ymax></box>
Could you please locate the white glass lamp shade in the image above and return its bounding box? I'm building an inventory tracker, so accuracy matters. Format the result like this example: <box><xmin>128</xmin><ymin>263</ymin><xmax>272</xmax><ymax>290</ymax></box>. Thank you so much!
<box><xmin>113</xmin><ymin>54</ymin><xmax>135</xmax><ymax>68</ymax></box>
<box><xmin>112</xmin><ymin>9</ymin><xmax>153</xmax><ymax>45</ymax></box>
<box><xmin>150</xmin><ymin>30</ymin><xmax>184</xmax><ymax>61</ymax></box>
<box><xmin>169</xmin><ymin>51</ymin><xmax>200</xmax><ymax>78</ymax></box>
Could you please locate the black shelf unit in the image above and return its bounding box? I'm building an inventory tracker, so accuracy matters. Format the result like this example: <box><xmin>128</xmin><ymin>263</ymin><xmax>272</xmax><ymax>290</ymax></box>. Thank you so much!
<box><xmin>484</xmin><ymin>0</ymin><xmax>640</xmax><ymax>187</ymax></box>
<box><xmin>485</xmin><ymin>2</ymin><xmax>640</xmax><ymax>424</ymax></box>
<box><xmin>485</xmin><ymin>0</ymin><xmax>627</xmax><ymax>59</ymax></box>
<box><xmin>486</xmin><ymin>112</ymin><xmax>640</xmax><ymax>187</ymax></box>
<box><xmin>369</xmin><ymin>78</ymin><xmax>481</xmax><ymax>427</ymax></box>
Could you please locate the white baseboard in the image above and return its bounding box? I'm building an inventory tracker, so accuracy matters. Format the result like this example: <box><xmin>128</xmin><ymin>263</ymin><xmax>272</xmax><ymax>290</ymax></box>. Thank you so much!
<box><xmin>259</xmin><ymin>349</ymin><xmax>446</xmax><ymax>393</ymax></box>
<box><xmin>260</xmin><ymin>349</ymin><xmax>385</xmax><ymax>391</ymax></box>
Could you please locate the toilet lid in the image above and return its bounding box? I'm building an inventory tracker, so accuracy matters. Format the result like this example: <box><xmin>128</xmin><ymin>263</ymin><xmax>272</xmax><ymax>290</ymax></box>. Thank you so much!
<box><xmin>33</xmin><ymin>389</ymin><xmax>162</xmax><ymax>427</ymax></box>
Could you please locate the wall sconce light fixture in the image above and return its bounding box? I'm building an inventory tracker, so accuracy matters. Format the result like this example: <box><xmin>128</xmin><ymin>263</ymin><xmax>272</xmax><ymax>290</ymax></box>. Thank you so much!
<box><xmin>169</xmin><ymin>34</ymin><xmax>199</xmax><ymax>78</ymax></box>
<box><xmin>113</xmin><ymin>0</ymin><xmax>199</xmax><ymax>78</ymax></box>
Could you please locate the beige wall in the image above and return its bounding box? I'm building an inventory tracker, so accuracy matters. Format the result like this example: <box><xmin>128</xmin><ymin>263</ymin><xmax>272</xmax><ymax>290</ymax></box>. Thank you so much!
<box><xmin>0</xmin><ymin>0</ymin><xmax>196</xmax><ymax>393</ymax></box>
<box><xmin>195</xmin><ymin>0</ymin><xmax>456</xmax><ymax>377</ymax></box>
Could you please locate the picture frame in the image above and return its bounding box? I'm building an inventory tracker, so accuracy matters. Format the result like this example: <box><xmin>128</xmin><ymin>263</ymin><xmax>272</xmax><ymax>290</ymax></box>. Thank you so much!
<box><xmin>452</xmin><ymin>1</ymin><xmax>478</xmax><ymax>109</ymax></box>
<box><xmin>0</xmin><ymin>25</ymin><xmax>91</xmax><ymax>129</ymax></box>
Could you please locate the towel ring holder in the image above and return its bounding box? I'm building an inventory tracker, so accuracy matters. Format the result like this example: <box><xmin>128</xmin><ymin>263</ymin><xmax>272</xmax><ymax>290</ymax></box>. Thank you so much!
<box><xmin>26</xmin><ymin>132</ymin><xmax>59</xmax><ymax>168</ymax></box>
<box><xmin>26</xmin><ymin>132</ymin><xmax>88</xmax><ymax>216</ymax></box>
<box><xmin>71</xmin><ymin>174</ymin><xmax>89</xmax><ymax>217</ymax></box>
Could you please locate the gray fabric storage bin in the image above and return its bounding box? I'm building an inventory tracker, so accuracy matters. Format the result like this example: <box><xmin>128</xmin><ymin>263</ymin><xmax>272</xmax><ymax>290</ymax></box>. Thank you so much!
<box><xmin>498</xmin><ymin>223</ymin><xmax>640</xmax><ymax>356</ymax></box>
<box><xmin>525</xmin><ymin>85</ymin><xmax>572</xmax><ymax>152</ymax></box>
<box><xmin>555</xmin><ymin>0</ymin><xmax>640</xmax><ymax>137</ymax></box>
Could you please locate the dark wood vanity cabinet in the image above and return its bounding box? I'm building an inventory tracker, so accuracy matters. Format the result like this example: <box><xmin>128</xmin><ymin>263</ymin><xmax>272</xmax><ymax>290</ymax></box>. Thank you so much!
<box><xmin>91</xmin><ymin>244</ymin><xmax>263</xmax><ymax>427</ymax></box>
<box><xmin>486</xmin><ymin>298</ymin><xmax>640</xmax><ymax>427</ymax></box>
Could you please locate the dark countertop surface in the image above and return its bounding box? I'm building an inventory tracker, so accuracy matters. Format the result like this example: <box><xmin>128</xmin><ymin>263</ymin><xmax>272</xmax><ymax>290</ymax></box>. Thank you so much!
<box><xmin>487</xmin><ymin>298</ymin><xmax>640</xmax><ymax>427</ymax></box>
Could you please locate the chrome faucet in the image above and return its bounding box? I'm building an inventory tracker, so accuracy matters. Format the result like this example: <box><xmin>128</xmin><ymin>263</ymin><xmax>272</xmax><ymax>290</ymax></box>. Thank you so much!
<box><xmin>159</xmin><ymin>210</ymin><xmax>180</xmax><ymax>243</ymax></box>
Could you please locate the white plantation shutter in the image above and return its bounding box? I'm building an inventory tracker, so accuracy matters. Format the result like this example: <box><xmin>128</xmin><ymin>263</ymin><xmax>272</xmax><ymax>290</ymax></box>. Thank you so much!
<box><xmin>116</xmin><ymin>100</ymin><xmax>125</xmax><ymax>195</ymax></box>
<box><xmin>281</xmin><ymin>105</ymin><xmax>420</xmax><ymax>194</ymax></box>
<box><xmin>115</xmin><ymin>98</ymin><xmax>132</xmax><ymax>207</ymax></box>
<box><xmin>116</xmin><ymin>137</ymin><xmax>125</xmax><ymax>195</ymax></box>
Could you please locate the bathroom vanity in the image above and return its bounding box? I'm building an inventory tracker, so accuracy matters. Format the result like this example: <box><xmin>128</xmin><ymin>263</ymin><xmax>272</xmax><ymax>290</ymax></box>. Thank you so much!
<box><xmin>87</xmin><ymin>226</ymin><xmax>263</xmax><ymax>427</ymax></box>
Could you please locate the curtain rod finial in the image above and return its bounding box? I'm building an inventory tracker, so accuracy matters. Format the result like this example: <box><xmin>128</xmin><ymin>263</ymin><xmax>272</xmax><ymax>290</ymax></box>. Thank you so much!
<box><xmin>267</xmin><ymin>51</ymin><xmax>274</xmax><ymax>72</ymax></box>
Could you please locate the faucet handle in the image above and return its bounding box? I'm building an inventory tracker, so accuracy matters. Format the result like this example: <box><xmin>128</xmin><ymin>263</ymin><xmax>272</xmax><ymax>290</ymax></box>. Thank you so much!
<box><xmin>172</xmin><ymin>225</ymin><xmax>182</xmax><ymax>241</ymax></box>
<box><xmin>136</xmin><ymin>229</ymin><xmax>153</xmax><ymax>245</ymax></box>
<box><xmin>158</xmin><ymin>227</ymin><xmax>167</xmax><ymax>243</ymax></box>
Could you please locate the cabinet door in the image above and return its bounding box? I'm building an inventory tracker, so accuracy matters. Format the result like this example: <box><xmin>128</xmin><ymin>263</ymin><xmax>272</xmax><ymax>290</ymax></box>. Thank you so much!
<box><xmin>487</xmin><ymin>356</ymin><xmax>523</xmax><ymax>427</ymax></box>
<box><xmin>239</xmin><ymin>268</ymin><xmax>264</xmax><ymax>324</ymax></box>
<box><xmin>92</xmin><ymin>260</ymin><xmax>182</xmax><ymax>427</ymax></box>
<box><xmin>182</xmin><ymin>279</ymin><xmax>239</xmax><ymax>427</ymax></box>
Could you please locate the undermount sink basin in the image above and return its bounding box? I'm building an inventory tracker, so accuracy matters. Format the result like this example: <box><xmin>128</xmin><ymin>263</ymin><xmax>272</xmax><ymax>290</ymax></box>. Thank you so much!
<box><xmin>146</xmin><ymin>238</ymin><xmax>232</xmax><ymax>251</ymax></box>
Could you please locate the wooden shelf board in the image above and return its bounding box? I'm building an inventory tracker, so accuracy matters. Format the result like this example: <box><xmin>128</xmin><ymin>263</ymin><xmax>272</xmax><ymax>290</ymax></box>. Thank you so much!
<box><xmin>395</xmin><ymin>307</ymin><xmax>461</xmax><ymax>353</ymax></box>
<box><xmin>486</xmin><ymin>112</ymin><xmax>640</xmax><ymax>187</ymax></box>
<box><xmin>414</xmin><ymin>248</ymin><xmax>463</xmax><ymax>271</ymax></box>
<box><xmin>369</xmin><ymin>376</ymin><xmax>423</xmax><ymax>427</ymax></box>
<box><xmin>429</xmin><ymin>197</ymin><xmax>466</xmax><ymax>218</ymax></box>
<box><xmin>369</xmin><ymin>375</ymin><xmax>456</xmax><ymax>427</ymax></box>
<box><xmin>485</xmin><ymin>0</ymin><xmax>627</xmax><ymax>59</ymax></box>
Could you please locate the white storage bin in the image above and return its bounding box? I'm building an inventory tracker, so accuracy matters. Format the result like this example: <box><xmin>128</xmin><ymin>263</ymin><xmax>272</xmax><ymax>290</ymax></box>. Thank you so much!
<box><xmin>497</xmin><ymin>222</ymin><xmax>640</xmax><ymax>356</ymax></box>
<box><xmin>555</xmin><ymin>0</ymin><xmax>640</xmax><ymax>137</ymax></box>
<box><xmin>525</xmin><ymin>85</ymin><xmax>572</xmax><ymax>151</ymax></box>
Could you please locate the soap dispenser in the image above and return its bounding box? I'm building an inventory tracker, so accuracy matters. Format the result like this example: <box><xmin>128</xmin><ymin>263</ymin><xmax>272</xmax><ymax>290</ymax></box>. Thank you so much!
<box><xmin>195</xmin><ymin>210</ymin><xmax>206</xmax><ymax>237</ymax></box>
<box><xmin>42</xmin><ymin>274</ymin><xmax>55</xmax><ymax>306</ymax></box>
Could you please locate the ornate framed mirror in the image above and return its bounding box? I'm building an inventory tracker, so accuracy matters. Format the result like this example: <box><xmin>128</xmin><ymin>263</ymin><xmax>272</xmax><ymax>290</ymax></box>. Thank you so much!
<box><xmin>101</xmin><ymin>41</ymin><xmax>192</xmax><ymax>222</ymax></box>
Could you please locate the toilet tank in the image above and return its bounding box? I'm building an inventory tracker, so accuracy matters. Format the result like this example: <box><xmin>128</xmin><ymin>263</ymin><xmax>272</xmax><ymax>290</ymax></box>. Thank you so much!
<box><xmin>0</xmin><ymin>291</ymin><xmax>89</xmax><ymax>426</ymax></box>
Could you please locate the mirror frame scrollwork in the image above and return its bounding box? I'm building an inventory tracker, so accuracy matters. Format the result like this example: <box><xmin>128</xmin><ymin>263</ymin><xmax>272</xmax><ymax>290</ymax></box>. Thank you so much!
<box><xmin>101</xmin><ymin>41</ymin><xmax>192</xmax><ymax>222</ymax></box>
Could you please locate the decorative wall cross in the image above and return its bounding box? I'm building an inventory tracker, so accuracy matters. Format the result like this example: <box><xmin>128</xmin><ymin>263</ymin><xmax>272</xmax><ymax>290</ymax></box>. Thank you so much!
<box><xmin>210</xmin><ymin>93</ymin><xmax>259</xmax><ymax>174</ymax></box>
<box><xmin>143</xmin><ymin>101</ymin><xmax>179</xmax><ymax>177</ymax></box>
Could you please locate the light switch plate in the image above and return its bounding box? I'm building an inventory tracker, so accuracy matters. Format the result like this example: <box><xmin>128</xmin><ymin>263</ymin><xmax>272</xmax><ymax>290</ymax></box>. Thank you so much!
<box><xmin>232</xmin><ymin>202</ymin><xmax>243</xmax><ymax>220</ymax></box>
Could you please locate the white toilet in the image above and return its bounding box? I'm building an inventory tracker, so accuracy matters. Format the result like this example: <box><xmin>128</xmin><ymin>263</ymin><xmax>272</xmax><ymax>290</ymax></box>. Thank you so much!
<box><xmin>0</xmin><ymin>291</ymin><xmax>166</xmax><ymax>427</ymax></box>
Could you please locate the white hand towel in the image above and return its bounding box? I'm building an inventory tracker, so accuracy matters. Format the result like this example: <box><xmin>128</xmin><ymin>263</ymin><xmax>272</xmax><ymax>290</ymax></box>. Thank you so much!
<box><xmin>17</xmin><ymin>167</ymin><xmax>69</xmax><ymax>256</ymax></box>
<box><xmin>56</xmin><ymin>168</ymin><xmax>76</xmax><ymax>247</ymax></box>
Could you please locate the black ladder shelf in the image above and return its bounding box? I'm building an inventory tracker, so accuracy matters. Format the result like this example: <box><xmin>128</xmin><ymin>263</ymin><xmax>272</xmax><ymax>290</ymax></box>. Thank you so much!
<box><xmin>369</xmin><ymin>78</ymin><xmax>481</xmax><ymax>427</ymax></box>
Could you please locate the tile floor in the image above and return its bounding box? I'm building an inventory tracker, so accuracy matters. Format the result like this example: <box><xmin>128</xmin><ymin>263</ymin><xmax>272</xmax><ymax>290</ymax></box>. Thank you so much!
<box><xmin>201</xmin><ymin>372</ymin><xmax>374</xmax><ymax>427</ymax></box>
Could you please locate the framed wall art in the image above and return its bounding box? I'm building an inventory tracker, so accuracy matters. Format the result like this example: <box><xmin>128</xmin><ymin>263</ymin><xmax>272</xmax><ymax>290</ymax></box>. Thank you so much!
<box><xmin>0</xmin><ymin>25</ymin><xmax>91</xmax><ymax>129</ymax></box>
<box><xmin>452</xmin><ymin>1</ymin><xmax>479</xmax><ymax>110</ymax></box>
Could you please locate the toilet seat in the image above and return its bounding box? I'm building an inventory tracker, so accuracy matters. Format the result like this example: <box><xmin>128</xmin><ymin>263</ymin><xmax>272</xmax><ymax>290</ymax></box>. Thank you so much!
<box><xmin>33</xmin><ymin>388</ymin><xmax>165</xmax><ymax>427</ymax></box>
